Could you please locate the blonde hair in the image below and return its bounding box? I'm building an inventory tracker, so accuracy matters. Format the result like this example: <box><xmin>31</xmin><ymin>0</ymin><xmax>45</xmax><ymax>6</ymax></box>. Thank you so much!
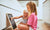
<box><xmin>27</xmin><ymin>2</ymin><xmax>37</xmax><ymax>15</ymax></box>
<box><xmin>23</xmin><ymin>10</ymin><xmax>28</xmax><ymax>13</ymax></box>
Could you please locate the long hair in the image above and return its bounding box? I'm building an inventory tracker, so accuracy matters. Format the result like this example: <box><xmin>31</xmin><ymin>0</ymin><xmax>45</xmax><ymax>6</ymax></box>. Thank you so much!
<box><xmin>26</xmin><ymin>2</ymin><xmax>37</xmax><ymax>15</ymax></box>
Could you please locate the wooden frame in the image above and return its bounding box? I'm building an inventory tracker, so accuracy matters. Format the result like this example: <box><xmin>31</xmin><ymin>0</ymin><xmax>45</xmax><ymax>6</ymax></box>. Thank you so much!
<box><xmin>6</xmin><ymin>13</ymin><xmax>13</xmax><ymax>30</ymax></box>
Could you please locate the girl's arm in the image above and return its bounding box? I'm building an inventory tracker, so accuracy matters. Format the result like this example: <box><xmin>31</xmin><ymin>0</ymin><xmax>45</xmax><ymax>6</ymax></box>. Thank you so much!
<box><xmin>11</xmin><ymin>15</ymin><xmax>23</xmax><ymax>20</ymax></box>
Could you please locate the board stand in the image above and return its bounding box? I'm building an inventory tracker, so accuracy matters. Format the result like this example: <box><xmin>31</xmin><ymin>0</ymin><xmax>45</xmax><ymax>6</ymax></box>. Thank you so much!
<box><xmin>6</xmin><ymin>14</ymin><xmax>13</xmax><ymax>30</ymax></box>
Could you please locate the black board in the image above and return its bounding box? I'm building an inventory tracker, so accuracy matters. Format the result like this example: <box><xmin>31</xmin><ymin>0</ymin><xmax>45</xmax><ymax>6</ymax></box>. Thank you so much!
<box><xmin>7</xmin><ymin>14</ymin><xmax>16</xmax><ymax>29</ymax></box>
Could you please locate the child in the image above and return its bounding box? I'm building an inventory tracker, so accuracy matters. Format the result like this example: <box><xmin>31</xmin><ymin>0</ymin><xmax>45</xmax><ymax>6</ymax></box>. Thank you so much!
<box><xmin>26</xmin><ymin>2</ymin><xmax>37</xmax><ymax>30</ymax></box>
<box><xmin>11</xmin><ymin>10</ymin><xmax>28</xmax><ymax>24</ymax></box>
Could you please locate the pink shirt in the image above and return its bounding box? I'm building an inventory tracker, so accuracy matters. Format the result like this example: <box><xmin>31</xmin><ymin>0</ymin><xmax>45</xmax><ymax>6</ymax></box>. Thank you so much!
<box><xmin>27</xmin><ymin>13</ymin><xmax>37</xmax><ymax>30</ymax></box>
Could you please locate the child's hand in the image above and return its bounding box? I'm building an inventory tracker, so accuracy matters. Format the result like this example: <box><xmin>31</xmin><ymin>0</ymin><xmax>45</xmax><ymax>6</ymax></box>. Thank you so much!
<box><xmin>11</xmin><ymin>17</ymin><xmax>13</xmax><ymax>20</ymax></box>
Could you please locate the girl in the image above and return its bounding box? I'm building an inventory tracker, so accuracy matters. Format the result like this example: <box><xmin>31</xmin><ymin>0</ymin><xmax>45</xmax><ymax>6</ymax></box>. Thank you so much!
<box><xmin>11</xmin><ymin>10</ymin><xmax>28</xmax><ymax>24</ymax></box>
<box><xmin>18</xmin><ymin>2</ymin><xmax>37</xmax><ymax>30</ymax></box>
<box><xmin>26</xmin><ymin>2</ymin><xmax>37</xmax><ymax>30</ymax></box>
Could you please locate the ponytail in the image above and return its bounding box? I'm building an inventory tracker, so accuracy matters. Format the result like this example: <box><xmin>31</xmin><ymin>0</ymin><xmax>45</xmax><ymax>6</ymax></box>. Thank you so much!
<box><xmin>33</xmin><ymin>3</ymin><xmax>37</xmax><ymax>15</ymax></box>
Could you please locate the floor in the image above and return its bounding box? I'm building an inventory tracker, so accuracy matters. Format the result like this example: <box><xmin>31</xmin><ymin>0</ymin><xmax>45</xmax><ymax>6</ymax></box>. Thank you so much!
<box><xmin>37</xmin><ymin>20</ymin><xmax>50</xmax><ymax>30</ymax></box>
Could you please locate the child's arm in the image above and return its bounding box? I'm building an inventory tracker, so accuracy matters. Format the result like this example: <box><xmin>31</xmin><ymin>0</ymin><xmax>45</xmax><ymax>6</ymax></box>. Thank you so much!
<box><xmin>11</xmin><ymin>15</ymin><xmax>23</xmax><ymax>20</ymax></box>
<box><xmin>17</xmin><ymin>15</ymin><xmax>23</xmax><ymax>18</ymax></box>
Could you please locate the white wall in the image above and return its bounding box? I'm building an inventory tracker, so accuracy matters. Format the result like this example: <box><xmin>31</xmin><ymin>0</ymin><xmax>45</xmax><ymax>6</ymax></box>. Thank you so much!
<box><xmin>0</xmin><ymin>0</ymin><xmax>23</xmax><ymax>30</ymax></box>
<box><xmin>38</xmin><ymin>0</ymin><xmax>50</xmax><ymax>23</ymax></box>
<box><xmin>42</xmin><ymin>0</ymin><xmax>50</xmax><ymax>23</ymax></box>
<box><xmin>0</xmin><ymin>0</ymin><xmax>24</xmax><ymax>11</ymax></box>
<box><xmin>38</xmin><ymin>0</ymin><xmax>43</xmax><ymax>19</ymax></box>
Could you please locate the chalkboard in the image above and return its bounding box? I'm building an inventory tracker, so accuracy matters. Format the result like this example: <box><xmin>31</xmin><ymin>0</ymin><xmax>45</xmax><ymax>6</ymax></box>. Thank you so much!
<box><xmin>7</xmin><ymin>14</ymin><xmax>17</xmax><ymax>29</ymax></box>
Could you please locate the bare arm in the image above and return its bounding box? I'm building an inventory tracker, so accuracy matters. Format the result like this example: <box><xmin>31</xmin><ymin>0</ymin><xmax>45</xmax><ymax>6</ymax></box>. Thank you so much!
<box><xmin>11</xmin><ymin>15</ymin><xmax>23</xmax><ymax>20</ymax></box>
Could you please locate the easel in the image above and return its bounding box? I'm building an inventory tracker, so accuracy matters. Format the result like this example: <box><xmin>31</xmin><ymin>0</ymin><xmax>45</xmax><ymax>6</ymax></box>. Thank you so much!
<box><xmin>6</xmin><ymin>13</ymin><xmax>13</xmax><ymax>30</ymax></box>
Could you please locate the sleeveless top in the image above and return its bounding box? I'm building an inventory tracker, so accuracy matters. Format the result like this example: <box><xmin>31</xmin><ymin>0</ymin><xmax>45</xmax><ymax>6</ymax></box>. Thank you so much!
<box><xmin>22</xmin><ymin>16</ymin><xmax>28</xmax><ymax>23</ymax></box>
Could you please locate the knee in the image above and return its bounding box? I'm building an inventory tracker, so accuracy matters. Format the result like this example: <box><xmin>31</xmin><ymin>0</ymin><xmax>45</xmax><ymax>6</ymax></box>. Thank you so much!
<box><xmin>26</xmin><ymin>26</ymin><xmax>29</xmax><ymax>30</ymax></box>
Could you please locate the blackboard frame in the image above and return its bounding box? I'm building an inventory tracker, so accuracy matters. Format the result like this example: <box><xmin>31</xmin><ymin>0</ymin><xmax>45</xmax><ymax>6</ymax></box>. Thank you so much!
<box><xmin>6</xmin><ymin>13</ymin><xmax>17</xmax><ymax>29</ymax></box>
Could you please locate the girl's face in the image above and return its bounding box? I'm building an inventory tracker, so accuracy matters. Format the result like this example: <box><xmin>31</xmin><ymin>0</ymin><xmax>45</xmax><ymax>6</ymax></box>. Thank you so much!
<box><xmin>27</xmin><ymin>5</ymin><xmax>31</xmax><ymax>12</ymax></box>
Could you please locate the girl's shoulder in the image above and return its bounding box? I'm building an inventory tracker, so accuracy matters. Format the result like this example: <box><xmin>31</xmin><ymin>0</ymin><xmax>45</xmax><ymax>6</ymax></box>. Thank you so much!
<box><xmin>31</xmin><ymin>13</ymin><xmax>37</xmax><ymax>17</ymax></box>
<box><xmin>31</xmin><ymin>13</ymin><xmax>35</xmax><ymax>16</ymax></box>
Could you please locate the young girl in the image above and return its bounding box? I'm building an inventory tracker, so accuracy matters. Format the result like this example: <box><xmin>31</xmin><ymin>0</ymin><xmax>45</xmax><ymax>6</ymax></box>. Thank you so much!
<box><xmin>27</xmin><ymin>2</ymin><xmax>37</xmax><ymax>30</ymax></box>
<box><xmin>17</xmin><ymin>2</ymin><xmax>37</xmax><ymax>30</ymax></box>
<box><xmin>11</xmin><ymin>10</ymin><xmax>28</xmax><ymax>24</ymax></box>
